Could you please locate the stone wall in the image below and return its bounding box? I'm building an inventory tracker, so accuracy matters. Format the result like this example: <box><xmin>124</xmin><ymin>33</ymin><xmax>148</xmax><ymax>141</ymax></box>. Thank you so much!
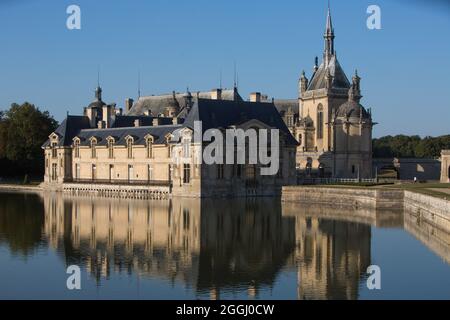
<box><xmin>404</xmin><ymin>190</ymin><xmax>450</xmax><ymax>233</ymax></box>
<box><xmin>282</xmin><ymin>186</ymin><xmax>450</xmax><ymax>233</ymax></box>
<box><xmin>282</xmin><ymin>186</ymin><xmax>404</xmax><ymax>210</ymax></box>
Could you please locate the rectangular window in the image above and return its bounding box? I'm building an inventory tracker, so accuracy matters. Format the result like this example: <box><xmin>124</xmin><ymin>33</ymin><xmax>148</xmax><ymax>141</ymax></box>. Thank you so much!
<box><xmin>92</xmin><ymin>164</ymin><xmax>97</xmax><ymax>180</ymax></box>
<box><xmin>128</xmin><ymin>165</ymin><xmax>134</xmax><ymax>182</ymax></box>
<box><xmin>217</xmin><ymin>164</ymin><xmax>224</xmax><ymax>180</ymax></box>
<box><xmin>109</xmin><ymin>165</ymin><xmax>114</xmax><ymax>181</ymax></box>
<box><xmin>91</xmin><ymin>142</ymin><xmax>97</xmax><ymax>159</ymax></box>
<box><xmin>148</xmin><ymin>164</ymin><xmax>153</xmax><ymax>181</ymax></box>
<box><xmin>245</xmin><ymin>165</ymin><xmax>256</xmax><ymax>180</ymax></box>
<box><xmin>51</xmin><ymin>164</ymin><xmax>57</xmax><ymax>181</ymax></box>
<box><xmin>51</xmin><ymin>143</ymin><xmax>57</xmax><ymax>158</ymax></box>
<box><xmin>147</xmin><ymin>141</ymin><xmax>153</xmax><ymax>158</ymax></box>
<box><xmin>183</xmin><ymin>164</ymin><xmax>191</xmax><ymax>184</ymax></box>
<box><xmin>236</xmin><ymin>164</ymin><xmax>242</xmax><ymax>178</ymax></box>
<box><xmin>183</xmin><ymin>139</ymin><xmax>190</xmax><ymax>158</ymax></box>
<box><xmin>108</xmin><ymin>142</ymin><xmax>114</xmax><ymax>159</ymax></box>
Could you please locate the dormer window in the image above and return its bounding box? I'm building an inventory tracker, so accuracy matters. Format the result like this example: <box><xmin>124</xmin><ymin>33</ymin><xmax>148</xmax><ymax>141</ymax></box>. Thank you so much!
<box><xmin>90</xmin><ymin>138</ymin><xmax>97</xmax><ymax>159</ymax></box>
<box><xmin>51</xmin><ymin>142</ymin><xmax>58</xmax><ymax>158</ymax></box>
<box><xmin>107</xmin><ymin>137</ymin><xmax>115</xmax><ymax>159</ymax></box>
<box><xmin>144</xmin><ymin>135</ymin><xmax>154</xmax><ymax>159</ymax></box>
<box><xmin>73</xmin><ymin>138</ymin><xmax>81</xmax><ymax>158</ymax></box>
<box><xmin>125</xmin><ymin>136</ymin><xmax>134</xmax><ymax>159</ymax></box>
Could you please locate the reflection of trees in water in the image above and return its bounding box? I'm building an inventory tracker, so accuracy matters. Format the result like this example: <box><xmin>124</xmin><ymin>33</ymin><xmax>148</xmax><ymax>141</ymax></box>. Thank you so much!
<box><xmin>0</xmin><ymin>192</ymin><xmax>46</xmax><ymax>255</ymax></box>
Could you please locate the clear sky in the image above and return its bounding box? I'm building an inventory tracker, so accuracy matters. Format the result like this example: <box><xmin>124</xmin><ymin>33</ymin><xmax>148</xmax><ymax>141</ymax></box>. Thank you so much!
<box><xmin>0</xmin><ymin>0</ymin><xmax>449</xmax><ymax>138</ymax></box>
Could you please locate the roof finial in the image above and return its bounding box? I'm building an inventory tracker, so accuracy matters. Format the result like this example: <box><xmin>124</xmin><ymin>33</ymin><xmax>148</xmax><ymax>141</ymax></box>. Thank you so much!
<box><xmin>324</xmin><ymin>0</ymin><xmax>335</xmax><ymax>66</ymax></box>
<box><xmin>97</xmin><ymin>65</ymin><xmax>100</xmax><ymax>88</ymax></box>
<box><xmin>138</xmin><ymin>70</ymin><xmax>141</xmax><ymax>98</ymax></box>
<box><xmin>233</xmin><ymin>61</ymin><xmax>237</xmax><ymax>88</ymax></box>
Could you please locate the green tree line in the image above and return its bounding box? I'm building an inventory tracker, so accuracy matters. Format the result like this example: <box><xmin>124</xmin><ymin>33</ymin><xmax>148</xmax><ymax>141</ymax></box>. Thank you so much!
<box><xmin>0</xmin><ymin>102</ymin><xmax>58</xmax><ymax>179</ymax></box>
<box><xmin>373</xmin><ymin>135</ymin><xmax>450</xmax><ymax>158</ymax></box>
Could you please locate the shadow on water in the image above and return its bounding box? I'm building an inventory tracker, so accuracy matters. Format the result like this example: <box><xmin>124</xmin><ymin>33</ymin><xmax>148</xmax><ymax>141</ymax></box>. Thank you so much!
<box><xmin>0</xmin><ymin>192</ymin><xmax>449</xmax><ymax>299</ymax></box>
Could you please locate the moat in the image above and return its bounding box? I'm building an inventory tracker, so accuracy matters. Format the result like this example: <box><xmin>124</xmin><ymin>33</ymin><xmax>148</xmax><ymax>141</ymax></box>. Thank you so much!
<box><xmin>0</xmin><ymin>191</ymin><xmax>450</xmax><ymax>300</ymax></box>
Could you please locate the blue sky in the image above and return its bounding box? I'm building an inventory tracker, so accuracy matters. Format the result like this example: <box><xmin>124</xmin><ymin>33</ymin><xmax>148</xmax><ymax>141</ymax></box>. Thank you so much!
<box><xmin>0</xmin><ymin>0</ymin><xmax>449</xmax><ymax>138</ymax></box>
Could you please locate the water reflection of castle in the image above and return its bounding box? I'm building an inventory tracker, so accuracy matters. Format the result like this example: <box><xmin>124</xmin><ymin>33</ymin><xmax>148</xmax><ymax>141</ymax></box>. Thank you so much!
<box><xmin>43</xmin><ymin>193</ymin><xmax>373</xmax><ymax>299</ymax></box>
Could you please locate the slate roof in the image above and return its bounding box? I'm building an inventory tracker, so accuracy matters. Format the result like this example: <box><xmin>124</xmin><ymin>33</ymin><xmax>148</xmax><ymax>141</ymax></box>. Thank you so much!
<box><xmin>183</xmin><ymin>98</ymin><xmax>298</xmax><ymax>146</ymax></box>
<box><xmin>336</xmin><ymin>100</ymin><xmax>370</xmax><ymax>119</ymax></box>
<box><xmin>76</xmin><ymin>125</ymin><xmax>182</xmax><ymax>146</ymax></box>
<box><xmin>307</xmin><ymin>55</ymin><xmax>350</xmax><ymax>91</ymax></box>
<box><xmin>111</xmin><ymin>115</ymin><xmax>175</xmax><ymax>128</ymax></box>
<box><xmin>42</xmin><ymin>115</ymin><xmax>91</xmax><ymax>148</ymax></box>
<box><xmin>44</xmin><ymin>96</ymin><xmax>297</xmax><ymax>148</ymax></box>
<box><xmin>127</xmin><ymin>89</ymin><xmax>243</xmax><ymax>116</ymax></box>
<box><xmin>273</xmin><ymin>99</ymin><xmax>298</xmax><ymax>117</ymax></box>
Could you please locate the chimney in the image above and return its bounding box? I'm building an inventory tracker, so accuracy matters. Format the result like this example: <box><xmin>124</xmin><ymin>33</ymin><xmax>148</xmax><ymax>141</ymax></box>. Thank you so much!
<box><xmin>172</xmin><ymin>117</ymin><xmax>181</xmax><ymax>125</ymax></box>
<box><xmin>250</xmin><ymin>92</ymin><xmax>261</xmax><ymax>103</ymax></box>
<box><xmin>134</xmin><ymin>119</ymin><xmax>141</xmax><ymax>127</ymax></box>
<box><xmin>125</xmin><ymin>98</ymin><xmax>134</xmax><ymax>113</ymax></box>
<box><xmin>211</xmin><ymin>88</ymin><xmax>222</xmax><ymax>100</ymax></box>
<box><xmin>152</xmin><ymin>118</ymin><xmax>160</xmax><ymax>126</ymax></box>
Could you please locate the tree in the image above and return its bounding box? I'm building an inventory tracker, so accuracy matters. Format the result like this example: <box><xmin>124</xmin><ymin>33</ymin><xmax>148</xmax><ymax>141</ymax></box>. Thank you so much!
<box><xmin>373</xmin><ymin>134</ymin><xmax>450</xmax><ymax>159</ymax></box>
<box><xmin>0</xmin><ymin>102</ymin><xmax>58</xmax><ymax>177</ymax></box>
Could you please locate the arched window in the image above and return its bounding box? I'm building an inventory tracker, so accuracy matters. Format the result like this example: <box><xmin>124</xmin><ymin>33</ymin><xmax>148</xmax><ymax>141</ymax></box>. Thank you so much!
<box><xmin>51</xmin><ymin>142</ymin><xmax>58</xmax><ymax>158</ymax></box>
<box><xmin>90</xmin><ymin>139</ymin><xmax>97</xmax><ymax>159</ymax></box>
<box><xmin>317</xmin><ymin>104</ymin><xmax>324</xmax><ymax>139</ymax></box>
<box><xmin>145</xmin><ymin>136</ymin><xmax>153</xmax><ymax>159</ymax></box>
<box><xmin>107</xmin><ymin>138</ymin><xmax>115</xmax><ymax>159</ymax></box>
<box><xmin>126</xmin><ymin>137</ymin><xmax>133</xmax><ymax>159</ymax></box>
<box><xmin>73</xmin><ymin>139</ymin><xmax>80</xmax><ymax>158</ymax></box>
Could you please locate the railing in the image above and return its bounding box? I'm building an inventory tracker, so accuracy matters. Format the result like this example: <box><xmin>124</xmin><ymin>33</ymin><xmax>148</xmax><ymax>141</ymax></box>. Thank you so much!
<box><xmin>298</xmin><ymin>177</ymin><xmax>377</xmax><ymax>185</ymax></box>
<box><xmin>69</xmin><ymin>178</ymin><xmax>172</xmax><ymax>187</ymax></box>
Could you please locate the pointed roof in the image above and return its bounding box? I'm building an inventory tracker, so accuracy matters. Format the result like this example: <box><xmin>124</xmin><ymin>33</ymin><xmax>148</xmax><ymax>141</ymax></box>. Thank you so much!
<box><xmin>307</xmin><ymin>55</ymin><xmax>350</xmax><ymax>91</ymax></box>
<box><xmin>325</xmin><ymin>6</ymin><xmax>333</xmax><ymax>35</ymax></box>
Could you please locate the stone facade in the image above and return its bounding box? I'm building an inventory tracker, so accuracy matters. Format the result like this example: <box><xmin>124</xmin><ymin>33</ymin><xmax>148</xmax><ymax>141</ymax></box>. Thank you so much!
<box><xmin>42</xmin><ymin>88</ymin><xmax>297</xmax><ymax>198</ymax></box>
<box><xmin>441</xmin><ymin>150</ymin><xmax>450</xmax><ymax>183</ymax></box>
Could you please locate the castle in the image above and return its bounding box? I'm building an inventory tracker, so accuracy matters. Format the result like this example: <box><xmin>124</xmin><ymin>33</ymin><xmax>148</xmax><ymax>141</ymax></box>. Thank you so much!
<box><xmin>42</xmin><ymin>7</ymin><xmax>374</xmax><ymax>197</ymax></box>
<box><xmin>276</xmin><ymin>7</ymin><xmax>374</xmax><ymax>179</ymax></box>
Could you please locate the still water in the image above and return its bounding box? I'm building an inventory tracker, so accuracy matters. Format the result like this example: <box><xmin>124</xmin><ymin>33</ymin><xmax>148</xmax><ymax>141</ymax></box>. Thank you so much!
<box><xmin>0</xmin><ymin>192</ymin><xmax>449</xmax><ymax>300</ymax></box>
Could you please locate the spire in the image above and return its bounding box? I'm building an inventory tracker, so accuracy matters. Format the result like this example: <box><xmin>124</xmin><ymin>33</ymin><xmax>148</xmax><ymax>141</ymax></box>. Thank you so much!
<box><xmin>323</xmin><ymin>2</ymin><xmax>335</xmax><ymax>66</ymax></box>
<box><xmin>95</xmin><ymin>86</ymin><xmax>102</xmax><ymax>101</ymax></box>
<box><xmin>95</xmin><ymin>65</ymin><xmax>102</xmax><ymax>101</ymax></box>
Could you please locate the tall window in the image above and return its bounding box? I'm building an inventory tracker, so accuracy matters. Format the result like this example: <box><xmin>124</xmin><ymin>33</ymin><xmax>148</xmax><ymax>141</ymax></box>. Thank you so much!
<box><xmin>183</xmin><ymin>164</ymin><xmax>191</xmax><ymax>184</ymax></box>
<box><xmin>245</xmin><ymin>165</ymin><xmax>256</xmax><ymax>180</ymax></box>
<box><xmin>148</xmin><ymin>164</ymin><xmax>153</xmax><ymax>181</ymax></box>
<box><xmin>298</xmin><ymin>134</ymin><xmax>302</xmax><ymax>146</ymax></box>
<box><xmin>317</xmin><ymin>104</ymin><xmax>324</xmax><ymax>140</ymax></box>
<box><xmin>236</xmin><ymin>164</ymin><xmax>242</xmax><ymax>178</ymax></box>
<box><xmin>127</xmin><ymin>138</ymin><xmax>133</xmax><ymax>159</ymax></box>
<box><xmin>108</xmin><ymin>139</ymin><xmax>114</xmax><ymax>159</ymax></box>
<box><xmin>91</xmin><ymin>139</ymin><xmax>97</xmax><ymax>159</ymax></box>
<box><xmin>92</xmin><ymin>164</ymin><xmax>97</xmax><ymax>180</ymax></box>
<box><xmin>448</xmin><ymin>166</ymin><xmax>450</xmax><ymax>179</ymax></box>
<box><xmin>217</xmin><ymin>164</ymin><xmax>224</xmax><ymax>180</ymax></box>
<box><xmin>51</xmin><ymin>142</ymin><xmax>57</xmax><ymax>158</ymax></box>
<box><xmin>74</xmin><ymin>140</ymin><xmax>80</xmax><ymax>158</ymax></box>
<box><xmin>146</xmin><ymin>138</ymin><xmax>153</xmax><ymax>158</ymax></box>
<box><xmin>183</xmin><ymin>139</ymin><xmax>190</xmax><ymax>158</ymax></box>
